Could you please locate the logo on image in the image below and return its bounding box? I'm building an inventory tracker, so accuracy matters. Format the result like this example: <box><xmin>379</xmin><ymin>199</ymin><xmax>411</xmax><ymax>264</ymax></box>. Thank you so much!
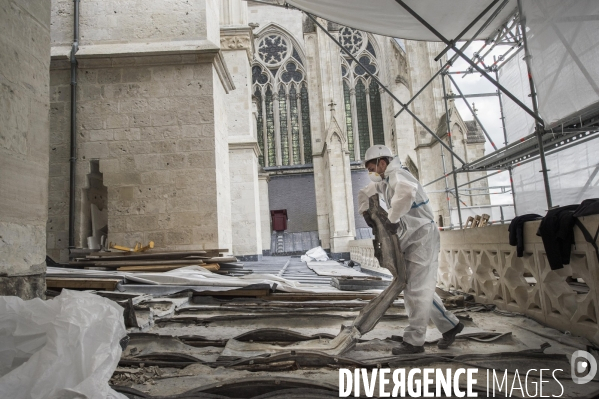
<box><xmin>571</xmin><ymin>350</ymin><xmax>597</xmax><ymax>384</ymax></box>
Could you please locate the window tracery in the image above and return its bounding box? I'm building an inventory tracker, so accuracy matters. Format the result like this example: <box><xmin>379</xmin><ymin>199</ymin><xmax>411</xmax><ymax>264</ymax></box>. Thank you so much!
<box><xmin>340</xmin><ymin>28</ymin><xmax>385</xmax><ymax>161</ymax></box>
<box><xmin>252</xmin><ymin>30</ymin><xmax>312</xmax><ymax>167</ymax></box>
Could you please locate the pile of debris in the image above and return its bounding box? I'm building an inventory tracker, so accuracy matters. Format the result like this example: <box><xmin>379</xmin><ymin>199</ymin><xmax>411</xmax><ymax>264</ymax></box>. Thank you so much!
<box><xmin>46</xmin><ymin>244</ymin><xmax>246</xmax><ymax>292</ymax></box>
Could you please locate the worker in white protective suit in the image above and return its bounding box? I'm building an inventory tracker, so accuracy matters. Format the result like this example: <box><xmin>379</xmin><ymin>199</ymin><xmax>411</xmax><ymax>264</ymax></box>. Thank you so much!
<box><xmin>358</xmin><ymin>145</ymin><xmax>464</xmax><ymax>354</ymax></box>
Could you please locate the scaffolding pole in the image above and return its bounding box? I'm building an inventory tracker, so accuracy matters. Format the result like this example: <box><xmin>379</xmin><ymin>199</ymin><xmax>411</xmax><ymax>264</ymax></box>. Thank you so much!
<box><xmin>394</xmin><ymin>0</ymin><xmax>543</xmax><ymax>124</ymax></box>
<box><xmin>439</xmin><ymin>141</ymin><xmax>454</xmax><ymax>228</ymax></box>
<box><xmin>304</xmin><ymin>12</ymin><xmax>467</xmax><ymax>165</ymax></box>
<box><xmin>440</xmin><ymin>60</ymin><xmax>463</xmax><ymax>229</ymax></box>
<box><xmin>395</xmin><ymin>0</ymin><xmax>510</xmax><ymax>119</ymax></box>
<box><xmin>518</xmin><ymin>0</ymin><xmax>552</xmax><ymax>209</ymax></box>
<box><xmin>447</xmin><ymin>74</ymin><xmax>498</xmax><ymax>150</ymax></box>
<box><xmin>495</xmin><ymin>59</ymin><xmax>518</xmax><ymax>215</ymax></box>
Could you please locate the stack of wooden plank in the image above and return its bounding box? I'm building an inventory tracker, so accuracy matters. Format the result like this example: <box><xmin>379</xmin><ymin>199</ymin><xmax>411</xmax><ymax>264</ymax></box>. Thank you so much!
<box><xmin>68</xmin><ymin>248</ymin><xmax>236</xmax><ymax>273</ymax></box>
<box><xmin>46</xmin><ymin>249</ymin><xmax>239</xmax><ymax>292</ymax></box>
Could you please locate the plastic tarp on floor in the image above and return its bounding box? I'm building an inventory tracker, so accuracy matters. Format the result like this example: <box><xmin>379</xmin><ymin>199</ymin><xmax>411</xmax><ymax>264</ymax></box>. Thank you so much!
<box><xmin>284</xmin><ymin>0</ymin><xmax>517</xmax><ymax>42</ymax></box>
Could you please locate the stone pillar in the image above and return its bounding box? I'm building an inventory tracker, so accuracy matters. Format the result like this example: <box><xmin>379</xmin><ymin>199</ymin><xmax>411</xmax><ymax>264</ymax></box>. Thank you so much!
<box><xmin>258</xmin><ymin>171</ymin><xmax>271</xmax><ymax>255</ymax></box>
<box><xmin>220</xmin><ymin>0</ymin><xmax>263</xmax><ymax>260</ymax></box>
<box><xmin>0</xmin><ymin>0</ymin><xmax>50</xmax><ymax>298</ymax></box>
<box><xmin>49</xmin><ymin>0</ymin><xmax>235</xmax><ymax>257</ymax></box>
<box><xmin>304</xmin><ymin>19</ymin><xmax>355</xmax><ymax>256</ymax></box>
<box><xmin>405</xmin><ymin>40</ymin><xmax>452</xmax><ymax>224</ymax></box>
<box><xmin>322</xmin><ymin>110</ymin><xmax>356</xmax><ymax>256</ymax></box>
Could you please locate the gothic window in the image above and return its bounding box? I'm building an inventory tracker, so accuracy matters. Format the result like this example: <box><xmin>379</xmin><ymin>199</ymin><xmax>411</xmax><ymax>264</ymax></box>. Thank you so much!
<box><xmin>340</xmin><ymin>27</ymin><xmax>385</xmax><ymax>161</ymax></box>
<box><xmin>252</xmin><ymin>31</ymin><xmax>313</xmax><ymax>167</ymax></box>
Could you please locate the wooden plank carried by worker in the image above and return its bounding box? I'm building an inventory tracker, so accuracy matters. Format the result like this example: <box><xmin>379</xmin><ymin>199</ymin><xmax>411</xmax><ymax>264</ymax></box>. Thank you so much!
<box><xmin>46</xmin><ymin>278</ymin><xmax>122</xmax><ymax>291</ymax></box>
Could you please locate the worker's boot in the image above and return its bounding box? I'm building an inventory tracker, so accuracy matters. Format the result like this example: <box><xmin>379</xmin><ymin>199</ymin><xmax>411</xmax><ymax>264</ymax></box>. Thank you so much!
<box><xmin>437</xmin><ymin>322</ymin><xmax>464</xmax><ymax>349</ymax></box>
<box><xmin>392</xmin><ymin>341</ymin><xmax>424</xmax><ymax>355</ymax></box>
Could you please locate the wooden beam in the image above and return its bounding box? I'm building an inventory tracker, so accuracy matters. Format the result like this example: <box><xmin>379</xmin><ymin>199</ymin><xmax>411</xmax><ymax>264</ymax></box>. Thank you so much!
<box><xmin>46</xmin><ymin>278</ymin><xmax>122</xmax><ymax>291</ymax></box>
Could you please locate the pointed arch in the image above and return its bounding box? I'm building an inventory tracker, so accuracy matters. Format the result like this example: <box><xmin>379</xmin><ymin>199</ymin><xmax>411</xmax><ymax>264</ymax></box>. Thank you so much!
<box><xmin>339</xmin><ymin>27</ymin><xmax>386</xmax><ymax>161</ymax></box>
<box><xmin>252</xmin><ymin>24</ymin><xmax>312</xmax><ymax>167</ymax></box>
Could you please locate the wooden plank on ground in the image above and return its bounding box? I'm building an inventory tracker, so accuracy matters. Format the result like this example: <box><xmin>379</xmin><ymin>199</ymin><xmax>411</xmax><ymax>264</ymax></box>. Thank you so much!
<box><xmin>263</xmin><ymin>292</ymin><xmax>380</xmax><ymax>301</ymax></box>
<box><xmin>203</xmin><ymin>249</ymin><xmax>229</xmax><ymax>257</ymax></box>
<box><xmin>116</xmin><ymin>263</ymin><xmax>220</xmax><ymax>272</ymax></box>
<box><xmin>46</xmin><ymin>278</ymin><xmax>121</xmax><ymax>291</ymax></box>
<box><xmin>203</xmin><ymin>256</ymin><xmax>238</xmax><ymax>264</ymax></box>
<box><xmin>192</xmin><ymin>287</ymin><xmax>270</xmax><ymax>297</ymax></box>
<box><xmin>71</xmin><ymin>259</ymin><xmax>206</xmax><ymax>268</ymax></box>
<box><xmin>85</xmin><ymin>251</ymin><xmax>210</xmax><ymax>260</ymax></box>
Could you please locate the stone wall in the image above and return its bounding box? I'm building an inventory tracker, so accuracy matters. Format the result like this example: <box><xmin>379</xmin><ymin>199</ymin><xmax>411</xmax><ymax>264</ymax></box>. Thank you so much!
<box><xmin>48</xmin><ymin>0</ymin><xmax>234</xmax><ymax>259</ymax></box>
<box><xmin>0</xmin><ymin>0</ymin><xmax>50</xmax><ymax>298</ymax></box>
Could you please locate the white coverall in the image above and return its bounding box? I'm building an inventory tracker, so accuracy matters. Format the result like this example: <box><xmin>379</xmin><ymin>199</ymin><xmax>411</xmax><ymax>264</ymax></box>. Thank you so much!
<box><xmin>358</xmin><ymin>156</ymin><xmax>459</xmax><ymax>346</ymax></box>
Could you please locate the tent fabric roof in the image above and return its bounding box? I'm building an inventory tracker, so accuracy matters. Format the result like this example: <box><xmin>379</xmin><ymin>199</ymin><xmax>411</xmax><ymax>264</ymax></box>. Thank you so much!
<box><xmin>285</xmin><ymin>0</ymin><xmax>517</xmax><ymax>42</ymax></box>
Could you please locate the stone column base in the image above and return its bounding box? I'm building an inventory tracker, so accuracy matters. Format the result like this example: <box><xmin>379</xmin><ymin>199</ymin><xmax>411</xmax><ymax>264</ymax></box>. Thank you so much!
<box><xmin>0</xmin><ymin>273</ymin><xmax>46</xmax><ymax>299</ymax></box>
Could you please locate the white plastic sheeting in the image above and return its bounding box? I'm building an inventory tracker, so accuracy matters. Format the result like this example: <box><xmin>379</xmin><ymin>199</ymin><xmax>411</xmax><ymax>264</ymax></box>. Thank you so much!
<box><xmin>498</xmin><ymin>51</ymin><xmax>535</xmax><ymax>142</ymax></box>
<box><xmin>521</xmin><ymin>0</ymin><xmax>599</xmax><ymax>127</ymax></box>
<box><xmin>285</xmin><ymin>0</ymin><xmax>517</xmax><ymax>42</ymax></box>
<box><xmin>45</xmin><ymin>266</ymin><xmax>352</xmax><ymax>294</ymax></box>
<box><xmin>300</xmin><ymin>246</ymin><xmax>329</xmax><ymax>262</ymax></box>
<box><xmin>511</xmin><ymin>139</ymin><xmax>599</xmax><ymax>215</ymax></box>
<box><xmin>0</xmin><ymin>290</ymin><xmax>126</xmax><ymax>399</ymax></box>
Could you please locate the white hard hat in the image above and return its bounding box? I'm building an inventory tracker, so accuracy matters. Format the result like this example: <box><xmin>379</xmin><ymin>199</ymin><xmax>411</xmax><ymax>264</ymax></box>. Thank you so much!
<box><xmin>364</xmin><ymin>145</ymin><xmax>393</xmax><ymax>164</ymax></box>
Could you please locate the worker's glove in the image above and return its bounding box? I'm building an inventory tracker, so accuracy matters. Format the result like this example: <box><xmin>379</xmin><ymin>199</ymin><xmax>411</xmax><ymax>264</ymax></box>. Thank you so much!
<box><xmin>363</xmin><ymin>211</ymin><xmax>375</xmax><ymax>229</ymax></box>
<box><xmin>377</xmin><ymin>210</ymin><xmax>400</xmax><ymax>234</ymax></box>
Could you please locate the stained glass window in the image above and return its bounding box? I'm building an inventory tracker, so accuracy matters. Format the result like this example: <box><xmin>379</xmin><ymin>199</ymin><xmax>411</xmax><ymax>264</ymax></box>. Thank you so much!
<box><xmin>255</xmin><ymin>88</ymin><xmax>264</xmax><ymax>166</ymax></box>
<box><xmin>369</xmin><ymin>81</ymin><xmax>385</xmax><ymax>146</ymax></box>
<box><xmin>278</xmin><ymin>86</ymin><xmax>289</xmax><ymax>166</ymax></box>
<box><xmin>301</xmin><ymin>84</ymin><xmax>312</xmax><ymax>164</ymax></box>
<box><xmin>289</xmin><ymin>85</ymin><xmax>300</xmax><ymax>165</ymax></box>
<box><xmin>281</xmin><ymin>62</ymin><xmax>303</xmax><ymax>84</ymax></box>
<box><xmin>265</xmin><ymin>87</ymin><xmax>276</xmax><ymax>166</ymax></box>
<box><xmin>355</xmin><ymin>80</ymin><xmax>370</xmax><ymax>159</ymax></box>
<box><xmin>340</xmin><ymin>29</ymin><xmax>386</xmax><ymax>161</ymax></box>
<box><xmin>258</xmin><ymin>35</ymin><xmax>289</xmax><ymax>66</ymax></box>
<box><xmin>252</xmin><ymin>29</ymin><xmax>312</xmax><ymax>167</ymax></box>
<box><xmin>339</xmin><ymin>27</ymin><xmax>364</xmax><ymax>56</ymax></box>
<box><xmin>343</xmin><ymin>82</ymin><xmax>354</xmax><ymax>161</ymax></box>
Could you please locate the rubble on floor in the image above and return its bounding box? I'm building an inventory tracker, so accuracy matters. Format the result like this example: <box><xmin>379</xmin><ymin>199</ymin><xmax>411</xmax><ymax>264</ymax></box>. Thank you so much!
<box><xmin>42</xmin><ymin>256</ymin><xmax>599</xmax><ymax>398</ymax></box>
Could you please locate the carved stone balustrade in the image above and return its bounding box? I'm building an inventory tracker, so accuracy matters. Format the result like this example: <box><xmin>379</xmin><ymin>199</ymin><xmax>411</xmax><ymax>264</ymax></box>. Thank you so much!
<box><xmin>349</xmin><ymin>214</ymin><xmax>599</xmax><ymax>345</ymax></box>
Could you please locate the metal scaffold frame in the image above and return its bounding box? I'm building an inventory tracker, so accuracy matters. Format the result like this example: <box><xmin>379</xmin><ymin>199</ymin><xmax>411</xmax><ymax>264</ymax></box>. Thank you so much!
<box><xmin>249</xmin><ymin>0</ymin><xmax>599</xmax><ymax>229</ymax></box>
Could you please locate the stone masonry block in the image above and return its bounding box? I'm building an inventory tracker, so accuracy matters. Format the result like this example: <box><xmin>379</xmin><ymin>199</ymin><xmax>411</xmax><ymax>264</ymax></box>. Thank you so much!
<box><xmin>122</xmin><ymin>68</ymin><xmax>152</xmax><ymax>83</ymax></box>
<box><xmin>165</xmin><ymin>230</ymin><xmax>192</xmax><ymax>245</ymax></box>
<box><xmin>152</xmin><ymin>111</ymin><xmax>177</xmax><ymax>127</ymax></box>
<box><xmin>80</xmin><ymin>141</ymin><xmax>110</xmax><ymax>158</ymax></box>
<box><xmin>113</xmin><ymin>128</ymin><xmax>141</xmax><ymax>141</ymax></box>
<box><xmin>97</xmin><ymin>69</ymin><xmax>122</xmax><ymax>84</ymax></box>
<box><xmin>106</xmin><ymin>113</ymin><xmax>129</xmax><ymax>129</ymax></box>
